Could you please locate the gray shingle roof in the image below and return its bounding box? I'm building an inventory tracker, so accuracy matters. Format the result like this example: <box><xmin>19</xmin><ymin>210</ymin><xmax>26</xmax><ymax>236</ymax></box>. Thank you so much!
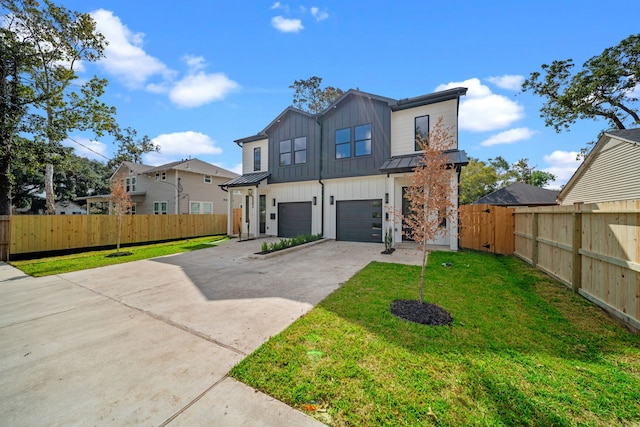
<box><xmin>605</xmin><ymin>128</ymin><xmax>640</xmax><ymax>144</ymax></box>
<box><xmin>473</xmin><ymin>182</ymin><xmax>559</xmax><ymax>206</ymax></box>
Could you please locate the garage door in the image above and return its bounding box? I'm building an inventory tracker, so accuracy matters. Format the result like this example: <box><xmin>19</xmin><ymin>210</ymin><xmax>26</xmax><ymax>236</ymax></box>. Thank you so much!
<box><xmin>336</xmin><ymin>199</ymin><xmax>383</xmax><ymax>243</ymax></box>
<box><xmin>278</xmin><ymin>202</ymin><xmax>312</xmax><ymax>237</ymax></box>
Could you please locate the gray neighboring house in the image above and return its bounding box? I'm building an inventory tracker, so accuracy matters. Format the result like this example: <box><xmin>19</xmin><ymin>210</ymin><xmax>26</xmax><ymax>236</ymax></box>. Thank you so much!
<box><xmin>83</xmin><ymin>159</ymin><xmax>239</xmax><ymax>215</ymax></box>
<box><xmin>473</xmin><ymin>182</ymin><xmax>559</xmax><ymax>206</ymax></box>
<box><xmin>558</xmin><ymin>128</ymin><xmax>640</xmax><ymax>205</ymax></box>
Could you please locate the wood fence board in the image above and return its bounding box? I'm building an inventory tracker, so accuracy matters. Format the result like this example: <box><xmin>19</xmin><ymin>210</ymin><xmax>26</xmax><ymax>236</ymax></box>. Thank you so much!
<box><xmin>459</xmin><ymin>204</ymin><xmax>515</xmax><ymax>255</ymax></box>
<box><xmin>9</xmin><ymin>213</ymin><xmax>228</xmax><ymax>256</ymax></box>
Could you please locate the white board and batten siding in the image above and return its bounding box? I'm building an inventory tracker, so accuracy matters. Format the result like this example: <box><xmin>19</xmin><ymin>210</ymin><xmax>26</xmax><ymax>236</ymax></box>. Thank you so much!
<box><xmin>242</xmin><ymin>138</ymin><xmax>268</xmax><ymax>175</ymax></box>
<box><xmin>390</xmin><ymin>98</ymin><xmax>459</xmax><ymax>157</ymax></box>
<box><xmin>267</xmin><ymin>181</ymin><xmax>323</xmax><ymax>236</ymax></box>
<box><xmin>323</xmin><ymin>176</ymin><xmax>386</xmax><ymax>240</ymax></box>
<box><xmin>560</xmin><ymin>137</ymin><xmax>640</xmax><ymax>205</ymax></box>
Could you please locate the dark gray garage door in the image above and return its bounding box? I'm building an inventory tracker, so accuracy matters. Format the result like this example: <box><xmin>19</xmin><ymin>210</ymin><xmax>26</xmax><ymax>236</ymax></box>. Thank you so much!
<box><xmin>336</xmin><ymin>199</ymin><xmax>383</xmax><ymax>243</ymax></box>
<box><xmin>278</xmin><ymin>202</ymin><xmax>312</xmax><ymax>237</ymax></box>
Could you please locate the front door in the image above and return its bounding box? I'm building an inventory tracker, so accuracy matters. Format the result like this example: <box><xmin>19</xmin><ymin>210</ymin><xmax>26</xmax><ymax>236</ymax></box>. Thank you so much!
<box><xmin>402</xmin><ymin>187</ymin><xmax>414</xmax><ymax>241</ymax></box>
<box><xmin>259</xmin><ymin>195</ymin><xmax>266</xmax><ymax>234</ymax></box>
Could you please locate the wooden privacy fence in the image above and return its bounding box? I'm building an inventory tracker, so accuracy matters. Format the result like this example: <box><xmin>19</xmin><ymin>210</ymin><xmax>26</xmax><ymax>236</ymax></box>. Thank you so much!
<box><xmin>459</xmin><ymin>204</ymin><xmax>515</xmax><ymax>255</ymax></box>
<box><xmin>9</xmin><ymin>213</ymin><xmax>228</xmax><ymax>258</ymax></box>
<box><xmin>514</xmin><ymin>200</ymin><xmax>640</xmax><ymax>331</ymax></box>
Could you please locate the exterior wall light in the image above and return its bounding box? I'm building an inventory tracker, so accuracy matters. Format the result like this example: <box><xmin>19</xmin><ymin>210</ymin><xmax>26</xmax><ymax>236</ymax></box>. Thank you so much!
<box><xmin>330</xmin><ymin>196</ymin><xmax>334</xmax><ymax>205</ymax></box>
<box><xmin>313</xmin><ymin>196</ymin><xmax>317</xmax><ymax>205</ymax></box>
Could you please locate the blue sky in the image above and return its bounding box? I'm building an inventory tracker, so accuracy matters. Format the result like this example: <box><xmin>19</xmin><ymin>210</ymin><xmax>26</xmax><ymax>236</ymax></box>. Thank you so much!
<box><xmin>60</xmin><ymin>0</ymin><xmax>640</xmax><ymax>188</ymax></box>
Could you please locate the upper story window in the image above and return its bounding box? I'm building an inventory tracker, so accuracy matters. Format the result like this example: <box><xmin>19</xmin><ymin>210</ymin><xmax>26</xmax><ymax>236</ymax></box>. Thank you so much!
<box><xmin>155</xmin><ymin>173</ymin><xmax>160</xmax><ymax>181</ymax></box>
<box><xmin>125</xmin><ymin>177</ymin><xmax>137</xmax><ymax>192</ymax></box>
<box><xmin>204</xmin><ymin>175</ymin><xmax>212</xmax><ymax>184</ymax></box>
<box><xmin>294</xmin><ymin>137</ymin><xmax>307</xmax><ymax>164</ymax></box>
<box><xmin>335</xmin><ymin>128</ymin><xmax>351</xmax><ymax>159</ymax></box>
<box><xmin>254</xmin><ymin>147</ymin><xmax>261</xmax><ymax>171</ymax></box>
<box><xmin>415</xmin><ymin>115</ymin><xmax>430</xmax><ymax>151</ymax></box>
<box><xmin>354</xmin><ymin>124</ymin><xmax>372</xmax><ymax>157</ymax></box>
<box><xmin>279</xmin><ymin>139</ymin><xmax>291</xmax><ymax>166</ymax></box>
<box><xmin>161</xmin><ymin>172</ymin><xmax>166</xmax><ymax>181</ymax></box>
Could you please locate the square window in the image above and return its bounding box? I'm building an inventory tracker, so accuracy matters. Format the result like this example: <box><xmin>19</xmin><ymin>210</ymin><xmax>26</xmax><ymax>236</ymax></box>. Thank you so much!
<box><xmin>335</xmin><ymin>128</ymin><xmax>351</xmax><ymax>159</ymax></box>
<box><xmin>204</xmin><ymin>175</ymin><xmax>212</xmax><ymax>184</ymax></box>
<box><xmin>279</xmin><ymin>139</ymin><xmax>292</xmax><ymax>166</ymax></box>
<box><xmin>294</xmin><ymin>136</ymin><xmax>307</xmax><ymax>164</ymax></box>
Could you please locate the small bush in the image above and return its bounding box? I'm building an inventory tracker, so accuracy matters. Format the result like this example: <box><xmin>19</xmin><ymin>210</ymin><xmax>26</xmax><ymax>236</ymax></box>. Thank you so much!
<box><xmin>260</xmin><ymin>234</ymin><xmax>323</xmax><ymax>254</ymax></box>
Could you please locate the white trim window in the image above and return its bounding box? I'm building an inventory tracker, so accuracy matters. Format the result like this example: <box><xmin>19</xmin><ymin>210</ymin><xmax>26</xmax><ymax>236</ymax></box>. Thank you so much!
<box><xmin>125</xmin><ymin>177</ymin><xmax>137</xmax><ymax>192</ymax></box>
<box><xmin>190</xmin><ymin>201</ymin><xmax>213</xmax><ymax>214</ymax></box>
<box><xmin>204</xmin><ymin>175</ymin><xmax>212</xmax><ymax>184</ymax></box>
<box><xmin>154</xmin><ymin>201</ymin><xmax>168</xmax><ymax>215</ymax></box>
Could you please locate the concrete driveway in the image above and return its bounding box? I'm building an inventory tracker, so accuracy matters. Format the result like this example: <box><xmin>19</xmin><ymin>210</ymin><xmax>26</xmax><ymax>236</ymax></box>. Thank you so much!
<box><xmin>0</xmin><ymin>239</ymin><xmax>422</xmax><ymax>426</ymax></box>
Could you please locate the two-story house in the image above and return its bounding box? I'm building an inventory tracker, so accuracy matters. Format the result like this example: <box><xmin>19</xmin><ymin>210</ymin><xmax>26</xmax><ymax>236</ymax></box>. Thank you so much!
<box><xmin>221</xmin><ymin>87</ymin><xmax>468</xmax><ymax>249</ymax></box>
<box><xmin>84</xmin><ymin>158</ymin><xmax>239</xmax><ymax>215</ymax></box>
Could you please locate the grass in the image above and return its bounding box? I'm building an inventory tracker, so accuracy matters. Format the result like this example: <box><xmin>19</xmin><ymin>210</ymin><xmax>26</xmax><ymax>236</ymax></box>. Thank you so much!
<box><xmin>10</xmin><ymin>235</ymin><xmax>228</xmax><ymax>276</ymax></box>
<box><xmin>230</xmin><ymin>251</ymin><xmax>640</xmax><ymax>426</ymax></box>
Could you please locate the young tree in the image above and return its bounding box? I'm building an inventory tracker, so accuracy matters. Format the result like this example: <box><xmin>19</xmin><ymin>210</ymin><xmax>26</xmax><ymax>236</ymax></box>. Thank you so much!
<box><xmin>403</xmin><ymin>117</ymin><xmax>457</xmax><ymax>303</ymax></box>
<box><xmin>289</xmin><ymin>76</ymin><xmax>344</xmax><ymax>114</ymax></box>
<box><xmin>2</xmin><ymin>0</ymin><xmax>116</xmax><ymax>214</ymax></box>
<box><xmin>522</xmin><ymin>33</ymin><xmax>640</xmax><ymax>134</ymax></box>
<box><xmin>109</xmin><ymin>178</ymin><xmax>132</xmax><ymax>254</ymax></box>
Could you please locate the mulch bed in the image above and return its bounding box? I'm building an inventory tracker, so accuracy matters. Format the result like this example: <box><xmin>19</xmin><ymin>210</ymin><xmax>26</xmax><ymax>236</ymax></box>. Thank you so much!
<box><xmin>390</xmin><ymin>299</ymin><xmax>453</xmax><ymax>326</ymax></box>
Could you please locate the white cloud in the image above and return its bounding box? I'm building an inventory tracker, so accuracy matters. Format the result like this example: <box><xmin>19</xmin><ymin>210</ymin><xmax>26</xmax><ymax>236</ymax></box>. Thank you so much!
<box><xmin>487</xmin><ymin>75</ymin><xmax>525</xmax><ymax>91</ymax></box>
<box><xmin>436</xmin><ymin>78</ymin><xmax>524</xmax><ymax>132</ymax></box>
<box><xmin>311</xmin><ymin>7</ymin><xmax>329</xmax><ymax>21</ymax></box>
<box><xmin>542</xmin><ymin>150</ymin><xmax>583</xmax><ymax>188</ymax></box>
<box><xmin>271</xmin><ymin>2</ymin><xmax>282</xmax><ymax>9</ymax></box>
<box><xmin>480</xmin><ymin>127</ymin><xmax>536</xmax><ymax>147</ymax></box>
<box><xmin>91</xmin><ymin>9</ymin><xmax>174</xmax><ymax>88</ymax></box>
<box><xmin>144</xmin><ymin>131</ymin><xmax>223</xmax><ymax>165</ymax></box>
<box><xmin>230</xmin><ymin>162</ymin><xmax>243</xmax><ymax>175</ymax></box>
<box><xmin>63</xmin><ymin>137</ymin><xmax>109</xmax><ymax>162</ymax></box>
<box><xmin>168</xmin><ymin>56</ymin><xmax>239</xmax><ymax>108</ymax></box>
<box><xmin>271</xmin><ymin>16</ymin><xmax>303</xmax><ymax>33</ymax></box>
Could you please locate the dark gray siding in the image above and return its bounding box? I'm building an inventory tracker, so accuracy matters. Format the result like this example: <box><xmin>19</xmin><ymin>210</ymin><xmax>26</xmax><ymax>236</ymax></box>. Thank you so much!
<box><xmin>268</xmin><ymin>112</ymin><xmax>320</xmax><ymax>183</ymax></box>
<box><xmin>321</xmin><ymin>95</ymin><xmax>391</xmax><ymax>179</ymax></box>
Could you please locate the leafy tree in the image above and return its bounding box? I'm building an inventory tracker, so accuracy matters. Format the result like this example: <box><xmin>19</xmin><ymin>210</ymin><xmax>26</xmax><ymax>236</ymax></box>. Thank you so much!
<box><xmin>510</xmin><ymin>158</ymin><xmax>556</xmax><ymax>187</ymax></box>
<box><xmin>402</xmin><ymin>117</ymin><xmax>457</xmax><ymax>303</ymax></box>
<box><xmin>459</xmin><ymin>157</ymin><xmax>499</xmax><ymax>205</ymax></box>
<box><xmin>1</xmin><ymin>0</ymin><xmax>116</xmax><ymax>215</ymax></box>
<box><xmin>289</xmin><ymin>76</ymin><xmax>344</xmax><ymax>114</ymax></box>
<box><xmin>531</xmin><ymin>170</ymin><xmax>556</xmax><ymax>187</ymax></box>
<box><xmin>107</xmin><ymin>126</ymin><xmax>158</xmax><ymax>169</ymax></box>
<box><xmin>522</xmin><ymin>34</ymin><xmax>640</xmax><ymax>134</ymax></box>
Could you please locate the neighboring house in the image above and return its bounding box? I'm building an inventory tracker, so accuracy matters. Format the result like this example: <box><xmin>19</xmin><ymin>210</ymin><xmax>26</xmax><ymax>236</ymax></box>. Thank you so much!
<box><xmin>473</xmin><ymin>182</ymin><xmax>559</xmax><ymax>206</ymax></box>
<box><xmin>221</xmin><ymin>87</ymin><xmax>468</xmax><ymax>249</ymax></box>
<box><xmin>55</xmin><ymin>200</ymin><xmax>87</xmax><ymax>215</ymax></box>
<box><xmin>83</xmin><ymin>158</ymin><xmax>239</xmax><ymax>215</ymax></box>
<box><xmin>558</xmin><ymin>129</ymin><xmax>640</xmax><ymax>205</ymax></box>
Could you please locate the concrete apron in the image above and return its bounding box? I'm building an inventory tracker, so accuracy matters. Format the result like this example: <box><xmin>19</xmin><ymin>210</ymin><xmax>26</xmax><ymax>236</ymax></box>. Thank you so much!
<box><xmin>0</xmin><ymin>239</ymin><xmax>423</xmax><ymax>426</ymax></box>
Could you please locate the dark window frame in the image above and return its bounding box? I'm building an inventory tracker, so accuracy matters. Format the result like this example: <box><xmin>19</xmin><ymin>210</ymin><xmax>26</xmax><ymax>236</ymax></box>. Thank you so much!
<box><xmin>254</xmin><ymin>147</ymin><xmax>261</xmax><ymax>171</ymax></box>
<box><xmin>294</xmin><ymin>136</ymin><xmax>307</xmax><ymax>164</ymax></box>
<box><xmin>279</xmin><ymin>139</ymin><xmax>292</xmax><ymax>166</ymax></box>
<box><xmin>415</xmin><ymin>115</ymin><xmax>430</xmax><ymax>151</ymax></box>
<box><xmin>335</xmin><ymin>127</ymin><xmax>351</xmax><ymax>159</ymax></box>
<box><xmin>354</xmin><ymin>123</ymin><xmax>372</xmax><ymax>157</ymax></box>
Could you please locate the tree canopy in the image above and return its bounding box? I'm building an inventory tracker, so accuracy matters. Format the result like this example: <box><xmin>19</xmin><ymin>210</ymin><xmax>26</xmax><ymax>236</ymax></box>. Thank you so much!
<box><xmin>459</xmin><ymin>157</ymin><xmax>556</xmax><ymax>204</ymax></box>
<box><xmin>522</xmin><ymin>34</ymin><xmax>640</xmax><ymax>134</ymax></box>
<box><xmin>289</xmin><ymin>76</ymin><xmax>344</xmax><ymax>114</ymax></box>
<box><xmin>1</xmin><ymin>0</ymin><xmax>116</xmax><ymax>214</ymax></box>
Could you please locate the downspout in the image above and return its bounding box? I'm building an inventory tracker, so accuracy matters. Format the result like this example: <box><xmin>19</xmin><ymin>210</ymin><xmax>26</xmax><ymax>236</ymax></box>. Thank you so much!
<box><xmin>317</xmin><ymin>116</ymin><xmax>324</xmax><ymax>237</ymax></box>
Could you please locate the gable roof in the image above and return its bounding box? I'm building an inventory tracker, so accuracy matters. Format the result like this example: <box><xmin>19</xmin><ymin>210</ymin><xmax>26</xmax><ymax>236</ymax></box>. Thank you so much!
<box><xmin>557</xmin><ymin>128</ymin><xmax>640</xmax><ymax>201</ymax></box>
<box><xmin>234</xmin><ymin>87</ymin><xmax>469</xmax><ymax>144</ymax></box>
<box><xmin>112</xmin><ymin>159</ymin><xmax>238</xmax><ymax>180</ymax></box>
<box><xmin>473</xmin><ymin>182</ymin><xmax>559</xmax><ymax>206</ymax></box>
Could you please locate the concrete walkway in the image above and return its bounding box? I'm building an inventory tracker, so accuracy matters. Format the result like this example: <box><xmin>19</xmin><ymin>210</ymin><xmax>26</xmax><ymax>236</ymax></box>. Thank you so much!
<box><xmin>0</xmin><ymin>239</ymin><xmax>422</xmax><ymax>426</ymax></box>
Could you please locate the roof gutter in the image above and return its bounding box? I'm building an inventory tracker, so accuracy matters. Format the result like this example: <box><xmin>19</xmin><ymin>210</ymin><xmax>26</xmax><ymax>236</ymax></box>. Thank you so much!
<box><xmin>317</xmin><ymin>115</ymin><xmax>325</xmax><ymax>237</ymax></box>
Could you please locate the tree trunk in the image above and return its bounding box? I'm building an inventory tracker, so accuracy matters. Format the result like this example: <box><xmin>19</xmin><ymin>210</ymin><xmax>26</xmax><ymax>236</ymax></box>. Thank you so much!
<box><xmin>0</xmin><ymin>154</ymin><xmax>11</xmax><ymax>216</ymax></box>
<box><xmin>419</xmin><ymin>247</ymin><xmax>429</xmax><ymax>304</ymax></box>
<box><xmin>45</xmin><ymin>162</ymin><xmax>55</xmax><ymax>214</ymax></box>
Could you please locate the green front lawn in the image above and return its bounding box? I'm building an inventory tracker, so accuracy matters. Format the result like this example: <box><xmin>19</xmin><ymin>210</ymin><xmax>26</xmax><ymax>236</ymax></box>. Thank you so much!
<box><xmin>10</xmin><ymin>235</ymin><xmax>228</xmax><ymax>276</ymax></box>
<box><xmin>230</xmin><ymin>251</ymin><xmax>640</xmax><ymax>426</ymax></box>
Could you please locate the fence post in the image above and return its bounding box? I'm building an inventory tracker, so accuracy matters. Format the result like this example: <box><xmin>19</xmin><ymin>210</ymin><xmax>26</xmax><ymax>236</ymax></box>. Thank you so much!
<box><xmin>571</xmin><ymin>203</ymin><xmax>583</xmax><ymax>292</ymax></box>
<box><xmin>0</xmin><ymin>215</ymin><xmax>10</xmax><ymax>261</ymax></box>
<box><xmin>531</xmin><ymin>212</ymin><xmax>539</xmax><ymax>267</ymax></box>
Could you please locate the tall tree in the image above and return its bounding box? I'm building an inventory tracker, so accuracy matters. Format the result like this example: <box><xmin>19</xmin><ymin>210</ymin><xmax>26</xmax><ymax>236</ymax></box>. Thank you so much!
<box><xmin>522</xmin><ymin>34</ymin><xmax>640</xmax><ymax>134</ymax></box>
<box><xmin>107</xmin><ymin>126</ymin><xmax>158</xmax><ymax>169</ymax></box>
<box><xmin>402</xmin><ymin>117</ymin><xmax>457</xmax><ymax>303</ymax></box>
<box><xmin>459</xmin><ymin>157</ymin><xmax>499</xmax><ymax>205</ymax></box>
<box><xmin>289</xmin><ymin>76</ymin><xmax>344</xmax><ymax>114</ymax></box>
<box><xmin>2</xmin><ymin>0</ymin><xmax>116</xmax><ymax>215</ymax></box>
